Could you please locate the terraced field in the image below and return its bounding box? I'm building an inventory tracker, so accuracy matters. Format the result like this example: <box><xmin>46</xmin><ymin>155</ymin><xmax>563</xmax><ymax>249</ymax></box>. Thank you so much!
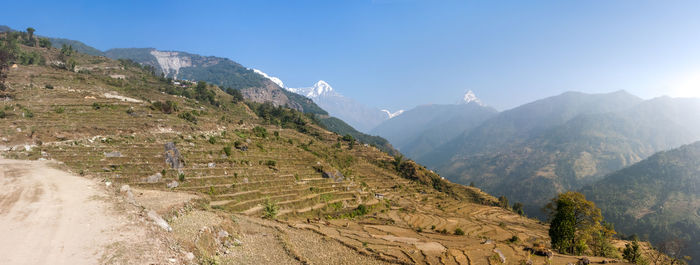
<box><xmin>0</xmin><ymin>46</ymin><xmax>643</xmax><ymax>264</ymax></box>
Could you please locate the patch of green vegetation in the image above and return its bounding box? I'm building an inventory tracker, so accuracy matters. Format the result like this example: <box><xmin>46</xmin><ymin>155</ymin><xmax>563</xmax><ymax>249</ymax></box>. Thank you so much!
<box><xmin>223</xmin><ymin>146</ymin><xmax>232</xmax><ymax>156</ymax></box>
<box><xmin>262</xmin><ymin>199</ymin><xmax>279</xmax><ymax>219</ymax></box>
<box><xmin>178</xmin><ymin>111</ymin><xmax>198</xmax><ymax>124</ymax></box>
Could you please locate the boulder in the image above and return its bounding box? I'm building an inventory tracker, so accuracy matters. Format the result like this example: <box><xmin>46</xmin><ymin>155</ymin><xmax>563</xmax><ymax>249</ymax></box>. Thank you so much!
<box><xmin>147</xmin><ymin>210</ymin><xmax>172</xmax><ymax>232</ymax></box>
<box><xmin>322</xmin><ymin>170</ymin><xmax>345</xmax><ymax>182</ymax></box>
<box><xmin>493</xmin><ymin>249</ymin><xmax>506</xmax><ymax>264</ymax></box>
<box><xmin>104</xmin><ymin>151</ymin><xmax>122</xmax><ymax>158</ymax></box>
<box><xmin>164</xmin><ymin>142</ymin><xmax>184</xmax><ymax>169</ymax></box>
<box><xmin>166</xmin><ymin>180</ymin><xmax>179</xmax><ymax>189</ymax></box>
<box><xmin>577</xmin><ymin>257</ymin><xmax>590</xmax><ymax>265</ymax></box>
<box><xmin>145</xmin><ymin>173</ymin><xmax>163</xmax><ymax>183</ymax></box>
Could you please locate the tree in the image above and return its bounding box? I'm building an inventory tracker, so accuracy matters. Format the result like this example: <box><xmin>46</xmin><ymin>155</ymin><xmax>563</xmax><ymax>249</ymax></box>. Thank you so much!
<box><xmin>226</xmin><ymin>87</ymin><xmax>244</xmax><ymax>103</ymax></box>
<box><xmin>0</xmin><ymin>36</ymin><xmax>16</xmax><ymax>90</ymax></box>
<box><xmin>590</xmin><ymin>221</ymin><xmax>618</xmax><ymax>258</ymax></box>
<box><xmin>623</xmin><ymin>240</ymin><xmax>644</xmax><ymax>264</ymax></box>
<box><xmin>26</xmin><ymin>27</ymin><xmax>35</xmax><ymax>40</ymax></box>
<box><xmin>512</xmin><ymin>202</ymin><xmax>524</xmax><ymax>216</ymax></box>
<box><xmin>38</xmin><ymin>38</ymin><xmax>51</xmax><ymax>48</ymax></box>
<box><xmin>546</xmin><ymin>191</ymin><xmax>605</xmax><ymax>255</ymax></box>
<box><xmin>549</xmin><ymin>197</ymin><xmax>577</xmax><ymax>253</ymax></box>
<box><xmin>498</xmin><ymin>195</ymin><xmax>509</xmax><ymax>209</ymax></box>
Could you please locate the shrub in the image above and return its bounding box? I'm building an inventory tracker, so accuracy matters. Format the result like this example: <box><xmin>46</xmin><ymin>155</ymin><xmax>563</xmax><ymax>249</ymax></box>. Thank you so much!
<box><xmin>265</xmin><ymin>160</ymin><xmax>276</xmax><ymax>167</ymax></box>
<box><xmin>178</xmin><ymin>173</ymin><xmax>185</xmax><ymax>181</ymax></box>
<box><xmin>0</xmin><ymin>110</ymin><xmax>5</xmax><ymax>119</ymax></box>
<box><xmin>92</xmin><ymin>102</ymin><xmax>101</xmax><ymax>110</ymax></box>
<box><xmin>44</xmin><ymin>84</ymin><xmax>53</xmax><ymax>89</ymax></box>
<box><xmin>253</xmin><ymin>126</ymin><xmax>268</xmax><ymax>138</ymax></box>
<box><xmin>454</xmin><ymin>228</ymin><xmax>465</xmax><ymax>235</ymax></box>
<box><xmin>262</xmin><ymin>199</ymin><xmax>279</xmax><ymax>219</ymax></box>
<box><xmin>223</xmin><ymin>146</ymin><xmax>232</xmax><ymax>156</ymax></box>
<box><xmin>208</xmin><ymin>136</ymin><xmax>216</xmax><ymax>144</ymax></box>
<box><xmin>178</xmin><ymin>111</ymin><xmax>197</xmax><ymax>123</ymax></box>
<box><xmin>151</xmin><ymin>100</ymin><xmax>178</xmax><ymax>114</ymax></box>
<box><xmin>54</xmin><ymin>106</ymin><xmax>65</xmax><ymax>114</ymax></box>
<box><xmin>623</xmin><ymin>240</ymin><xmax>644</xmax><ymax>264</ymax></box>
<box><xmin>508</xmin><ymin>235</ymin><xmax>520</xmax><ymax>243</ymax></box>
<box><xmin>23</xmin><ymin>108</ymin><xmax>34</xmax><ymax>118</ymax></box>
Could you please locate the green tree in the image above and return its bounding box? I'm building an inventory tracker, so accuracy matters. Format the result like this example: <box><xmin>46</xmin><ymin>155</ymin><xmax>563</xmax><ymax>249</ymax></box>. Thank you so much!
<box><xmin>590</xmin><ymin>221</ymin><xmax>618</xmax><ymax>258</ymax></box>
<box><xmin>0</xmin><ymin>36</ymin><xmax>17</xmax><ymax>90</ymax></box>
<box><xmin>498</xmin><ymin>196</ymin><xmax>509</xmax><ymax>209</ymax></box>
<box><xmin>227</xmin><ymin>87</ymin><xmax>244</xmax><ymax>103</ymax></box>
<box><xmin>38</xmin><ymin>38</ymin><xmax>51</xmax><ymax>48</ymax></box>
<box><xmin>622</xmin><ymin>240</ymin><xmax>643</xmax><ymax>264</ymax></box>
<box><xmin>26</xmin><ymin>27</ymin><xmax>35</xmax><ymax>40</ymax></box>
<box><xmin>549</xmin><ymin>197</ymin><xmax>576</xmax><ymax>253</ymax></box>
<box><xmin>546</xmin><ymin>191</ymin><xmax>604</xmax><ymax>255</ymax></box>
<box><xmin>512</xmin><ymin>202</ymin><xmax>524</xmax><ymax>216</ymax></box>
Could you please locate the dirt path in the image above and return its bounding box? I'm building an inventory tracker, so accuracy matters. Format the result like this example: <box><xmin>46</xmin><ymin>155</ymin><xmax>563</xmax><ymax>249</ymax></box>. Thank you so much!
<box><xmin>0</xmin><ymin>159</ymin><xmax>179</xmax><ymax>264</ymax></box>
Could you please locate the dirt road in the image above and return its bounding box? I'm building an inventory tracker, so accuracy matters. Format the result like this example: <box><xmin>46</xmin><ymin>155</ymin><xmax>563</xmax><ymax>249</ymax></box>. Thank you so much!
<box><xmin>0</xmin><ymin>159</ymin><xmax>178</xmax><ymax>264</ymax></box>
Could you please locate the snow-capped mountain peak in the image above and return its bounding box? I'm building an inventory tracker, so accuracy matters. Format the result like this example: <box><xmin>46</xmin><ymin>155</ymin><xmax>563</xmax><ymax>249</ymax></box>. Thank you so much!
<box><xmin>381</xmin><ymin>109</ymin><xmax>404</xmax><ymax>119</ymax></box>
<box><xmin>460</xmin><ymin>90</ymin><xmax>484</xmax><ymax>106</ymax></box>
<box><xmin>307</xmin><ymin>80</ymin><xmax>333</xmax><ymax>98</ymax></box>
<box><xmin>252</xmin><ymin>69</ymin><xmax>285</xmax><ymax>88</ymax></box>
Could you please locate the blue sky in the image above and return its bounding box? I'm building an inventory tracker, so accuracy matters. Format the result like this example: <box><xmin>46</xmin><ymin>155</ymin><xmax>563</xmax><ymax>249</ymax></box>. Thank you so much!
<box><xmin>4</xmin><ymin>0</ymin><xmax>700</xmax><ymax>111</ymax></box>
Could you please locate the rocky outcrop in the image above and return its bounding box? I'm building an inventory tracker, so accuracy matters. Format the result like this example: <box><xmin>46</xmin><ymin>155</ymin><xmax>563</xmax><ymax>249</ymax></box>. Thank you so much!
<box><xmin>164</xmin><ymin>142</ymin><xmax>184</xmax><ymax>170</ymax></box>
<box><xmin>240</xmin><ymin>81</ymin><xmax>303</xmax><ymax>111</ymax></box>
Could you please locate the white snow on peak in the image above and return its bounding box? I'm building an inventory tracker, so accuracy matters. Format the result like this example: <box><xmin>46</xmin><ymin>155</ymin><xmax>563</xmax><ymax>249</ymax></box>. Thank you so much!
<box><xmin>253</xmin><ymin>69</ymin><xmax>285</xmax><ymax>88</ymax></box>
<box><xmin>284</xmin><ymin>80</ymin><xmax>336</xmax><ymax>98</ymax></box>
<box><xmin>460</xmin><ymin>90</ymin><xmax>484</xmax><ymax>106</ymax></box>
<box><xmin>307</xmin><ymin>80</ymin><xmax>333</xmax><ymax>98</ymax></box>
<box><xmin>381</xmin><ymin>109</ymin><xmax>404</xmax><ymax>119</ymax></box>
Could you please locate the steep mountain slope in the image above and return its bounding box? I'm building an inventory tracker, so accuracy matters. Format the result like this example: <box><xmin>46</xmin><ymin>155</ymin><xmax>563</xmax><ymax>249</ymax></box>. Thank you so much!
<box><xmin>103</xmin><ymin>48</ymin><xmax>326</xmax><ymax>114</ymax></box>
<box><xmin>0</xmin><ymin>34</ymin><xmax>651</xmax><ymax>264</ymax></box>
<box><xmin>582</xmin><ymin>142</ymin><xmax>700</xmax><ymax>264</ymax></box>
<box><xmin>424</xmin><ymin>91</ymin><xmax>700</xmax><ymax>217</ymax></box>
<box><xmin>372</xmin><ymin>92</ymin><xmax>497</xmax><ymax>159</ymax></box>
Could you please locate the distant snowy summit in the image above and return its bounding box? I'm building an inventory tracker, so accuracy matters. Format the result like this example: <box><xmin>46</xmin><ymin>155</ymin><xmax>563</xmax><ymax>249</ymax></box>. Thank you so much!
<box><xmin>287</xmin><ymin>80</ymin><xmax>337</xmax><ymax>98</ymax></box>
<box><xmin>459</xmin><ymin>90</ymin><xmax>485</xmax><ymax>106</ymax></box>
<box><xmin>381</xmin><ymin>109</ymin><xmax>404</xmax><ymax>119</ymax></box>
<box><xmin>253</xmin><ymin>68</ymin><xmax>403</xmax><ymax>132</ymax></box>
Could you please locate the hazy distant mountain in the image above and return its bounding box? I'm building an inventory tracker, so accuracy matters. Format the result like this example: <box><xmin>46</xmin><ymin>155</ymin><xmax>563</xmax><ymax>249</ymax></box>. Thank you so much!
<box><xmin>253</xmin><ymin>69</ymin><xmax>400</xmax><ymax>132</ymax></box>
<box><xmin>372</xmin><ymin>91</ymin><xmax>497</xmax><ymax>159</ymax></box>
<box><xmin>424</xmin><ymin>91</ymin><xmax>700</xmax><ymax>217</ymax></box>
<box><xmin>582</xmin><ymin>142</ymin><xmax>700</xmax><ymax>264</ymax></box>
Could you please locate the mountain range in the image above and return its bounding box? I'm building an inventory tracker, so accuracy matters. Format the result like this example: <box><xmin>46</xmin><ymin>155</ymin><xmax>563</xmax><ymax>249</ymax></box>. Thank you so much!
<box><xmin>582</xmin><ymin>142</ymin><xmax>700</xmax><ymax>264</ymax></box>
<box><xmin>418</xmin><ymin>91</ymin><xmax>700</xmax><ymax>216</ymax></box>
<box><xmin>2</xmin><ymin>24</ymin><xmax>694</xmax><ymax>263</ymax></box>
<box><xmin>253</xmin><ymin>69</ymin><xmax>401</xmax><ymax>133</ymax></box>
<box><xmin>371</xmin><ymin>91</ymin><xmax>497</xmax><ymax>158</ymax></box>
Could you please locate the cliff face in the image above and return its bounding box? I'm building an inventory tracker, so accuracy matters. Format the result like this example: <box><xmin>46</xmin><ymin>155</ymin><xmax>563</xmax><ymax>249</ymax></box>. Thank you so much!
<box><xmin>149</xmin><ymin>50</ymin><xmax>192</xmax><ymax>79</ymax></box>
<box><xmin>240</xmin><ymin>80</ymin><xmax>303</xmax><ymax>111</ymax></box>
